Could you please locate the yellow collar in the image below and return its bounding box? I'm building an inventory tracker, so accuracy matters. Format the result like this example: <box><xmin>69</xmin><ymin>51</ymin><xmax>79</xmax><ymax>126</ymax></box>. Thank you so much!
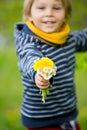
<box><xmin>26</xmin><ymin>21</ymin><xmax>70</xmax><ymax>45</ymax></box>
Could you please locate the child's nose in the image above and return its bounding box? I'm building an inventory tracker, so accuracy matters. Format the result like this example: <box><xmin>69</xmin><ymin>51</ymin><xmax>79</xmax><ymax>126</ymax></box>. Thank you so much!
<box><xmin>45</xmin><ymin>9</ymin><xmax>53</xmax><ymax>16</ymax></box>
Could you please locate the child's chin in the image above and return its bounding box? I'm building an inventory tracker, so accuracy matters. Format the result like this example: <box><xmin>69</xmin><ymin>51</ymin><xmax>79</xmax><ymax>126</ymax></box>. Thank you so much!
<box><xmin>43</xmin><ymin>30</ymin><xmax>56</xmax><ymax>33</ymax></box>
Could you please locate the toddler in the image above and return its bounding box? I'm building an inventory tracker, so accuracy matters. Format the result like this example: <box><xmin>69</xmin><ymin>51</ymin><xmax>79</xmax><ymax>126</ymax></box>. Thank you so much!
<box><xmin>14</xmin><ymin>0</ymin><xmax>87</xmax><ymax>129</ymax></box>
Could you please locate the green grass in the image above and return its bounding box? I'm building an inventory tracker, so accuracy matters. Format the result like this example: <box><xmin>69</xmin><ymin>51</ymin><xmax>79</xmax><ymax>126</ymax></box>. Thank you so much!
<box><xmin>75</xmin><ymin>71</ymin><xmax>87</xmax><ymax>129</ymax></box>
<box><xmin>0</xmin><ymin>0</ymin><xmax>23</xmax><ymax>36</ymax></box>
<box><xmin>0</xmin><ymin>46</ymin><xmax>25</xmax><ymax>130</ymax></box>
<box><xmin>0</xmin><ymin>47</ymin><xmax>87</xmax><ymax>130</ymax></box>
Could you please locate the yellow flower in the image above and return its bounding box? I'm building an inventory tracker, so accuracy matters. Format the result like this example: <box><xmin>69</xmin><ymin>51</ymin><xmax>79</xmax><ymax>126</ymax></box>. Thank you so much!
<box><xmin>33</xmin><ymin>57</ymin><xmax>57</xmax><ymax>103</ymax></box>
<box><xmin>33</xmin><ymin>57</ymin><xmax>54</xmax><ymax>71</ymax></box>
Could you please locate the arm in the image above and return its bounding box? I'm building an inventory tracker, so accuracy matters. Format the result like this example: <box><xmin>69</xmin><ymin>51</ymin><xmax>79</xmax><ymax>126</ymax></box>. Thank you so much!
<box><xmin>73</xmin><ymin>29</ymin><xmax>87</xmax><ymax>52</ymax></box>
<box><xmin>14</xmin><ymin>25</ymin><xmax>43</xmax><ymax>81</ymax></box>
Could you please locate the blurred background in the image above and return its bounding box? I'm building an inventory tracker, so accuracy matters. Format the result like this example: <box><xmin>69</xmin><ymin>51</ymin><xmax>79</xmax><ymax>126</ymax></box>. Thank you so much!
<box><xmin>0</xmin><ymin>0</ymin><xmax>87</xmax><ymax>130</ymax></box>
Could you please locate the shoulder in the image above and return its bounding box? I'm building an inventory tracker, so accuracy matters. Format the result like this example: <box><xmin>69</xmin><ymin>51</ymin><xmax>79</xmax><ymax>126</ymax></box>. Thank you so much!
<box><xmin>70</xmin><ymin>29</ymin><xmax>87</xmax><ymax>37</ymax></box>
<box><xmin>14</xmin><ymin>22</ymin><xmax>31</xmax><ymax>34</ymax></box>
<box><xmin>14</xmin><ymin>22</ymin><xmax>42</xmax><ymax>48</ymax></box>
<box><xmin>67</xmin><ymin>29</ymin><xmax>87</xmax><ymax>42</ymax></box>
<box><xmin>14</xmin><ymin>22</ymin><xmax>35</xmax><ymax>43</ymax></box>
<box><xmin>15</xmin><ymin>22</ymin><xmax>24</xmax><ymax>30</ymax></box>
<box><xmin>14</xmin><ymin>22</ymin><xmax>32</xmax><ymax>47</ymax></box>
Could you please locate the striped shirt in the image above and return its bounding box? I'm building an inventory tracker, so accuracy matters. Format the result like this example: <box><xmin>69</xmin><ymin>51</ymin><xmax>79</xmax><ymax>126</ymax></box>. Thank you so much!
<box><xmin>14</xmin><ymin>23</ymin><xmax>87</xmax><ymax>128</ymax></box>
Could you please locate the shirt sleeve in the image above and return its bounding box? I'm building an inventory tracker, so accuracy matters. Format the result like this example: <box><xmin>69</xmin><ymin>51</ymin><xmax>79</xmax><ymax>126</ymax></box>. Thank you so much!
<box><xmin>73</xmin><ymin>29</ymin><xmax>87</xmax><ymax>52</ymax></box>
<box><xmin>14</xmin><ymin>25</ymin><xmax>43</xmax><ymax>81</ymax></box>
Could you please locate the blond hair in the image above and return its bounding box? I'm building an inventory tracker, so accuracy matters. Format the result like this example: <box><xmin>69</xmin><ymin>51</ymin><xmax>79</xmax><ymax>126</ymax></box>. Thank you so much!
<box><xmin>23</xmin><ymin>0</ymin><xmax>72</xmax><ymax>21</ymax></box>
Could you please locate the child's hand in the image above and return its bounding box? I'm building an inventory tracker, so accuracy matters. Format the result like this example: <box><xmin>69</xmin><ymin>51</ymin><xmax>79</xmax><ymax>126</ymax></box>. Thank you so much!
<box><xmin>35</xmin><ymin>73</ymin><xmax>49</xmax><ymax>89</ymax></box>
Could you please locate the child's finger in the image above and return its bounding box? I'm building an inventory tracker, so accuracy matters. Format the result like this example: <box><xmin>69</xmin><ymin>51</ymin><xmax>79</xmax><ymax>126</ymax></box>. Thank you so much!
<box><xmin>36</xmin><ymin>73</ymin><xmax>49</xmax><ymax>83</ymax></box>
<box><xmin>35</xmin><ymin>73</ymin><xmax>49</xmax><ymax>89</ymax></box>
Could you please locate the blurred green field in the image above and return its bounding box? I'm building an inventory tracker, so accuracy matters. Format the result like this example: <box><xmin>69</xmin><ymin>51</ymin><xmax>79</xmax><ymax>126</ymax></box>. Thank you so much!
<box><xmin>0</xmin><ymin>46</ymin><xmax>87</xmax><ymax>130</ymax></box>
<box><xmin>0</xmin><ymin>47</ymin><xmax>25</xmax><ymax>130</ymax></box>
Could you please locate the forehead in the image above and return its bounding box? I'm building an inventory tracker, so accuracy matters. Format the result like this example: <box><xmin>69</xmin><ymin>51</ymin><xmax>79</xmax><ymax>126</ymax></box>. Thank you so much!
<box><xmin>34</xmin><ymin>0</ymin><xmax>62</xmax><ymax>4</ymax></box>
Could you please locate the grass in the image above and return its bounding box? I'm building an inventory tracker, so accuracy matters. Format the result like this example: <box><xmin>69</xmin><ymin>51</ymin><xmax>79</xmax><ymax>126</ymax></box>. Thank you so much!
<box><xmin>0</xmin><ymin>46</ymin><xmax>87</xmax><ymax>130</ymax></box>
<box><xmin>0</xmin><ymin>46</ymin><xmax>25</xmax><ymax>130</ymax></box>
<box><xmin>0</xmin><ymin>0</ymin><xmax>23</xmax><ymax>36</ymax></box>
<box><xmin>75</xmin><ymin>71</ymin><xmax>87</xmax><ymax>129</ymax></box>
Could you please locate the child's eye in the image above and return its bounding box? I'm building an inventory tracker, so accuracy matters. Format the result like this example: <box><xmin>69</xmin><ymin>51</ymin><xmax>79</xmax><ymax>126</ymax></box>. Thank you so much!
<box><xmin>53</xmin><ymin>7</ymin><xmax>61</xmax><ymax>10</ymax></box>
<box><xmin>37</xmin><ymin>7</ymin><xmax>45</xmax><ymax>10</ymax></box>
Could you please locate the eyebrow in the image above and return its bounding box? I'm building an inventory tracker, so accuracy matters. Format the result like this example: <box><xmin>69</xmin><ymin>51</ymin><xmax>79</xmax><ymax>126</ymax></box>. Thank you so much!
<box><xmin>55</xmin><ymin>0</ymin><xmax>61</xmax><ymax>1</ymax></box>
<box><xmin>54</xmin><ymin>0</ymin><xmax>62</xmax><ymax>4</ymax></box>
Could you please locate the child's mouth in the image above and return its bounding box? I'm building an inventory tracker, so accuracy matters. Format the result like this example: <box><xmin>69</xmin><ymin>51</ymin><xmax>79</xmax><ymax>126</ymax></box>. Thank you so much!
<box><xmin>42</xmin><ymin>21</ymin><xmax>56</xmax><ymax>25</ymax></box>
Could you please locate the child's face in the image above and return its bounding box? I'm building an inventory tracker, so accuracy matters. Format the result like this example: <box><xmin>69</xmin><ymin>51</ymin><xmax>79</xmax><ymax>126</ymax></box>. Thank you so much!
<box><xmin>29</xmin><ymin>0</ymin><xmax>66</xmax><ymax>33</ymax></box>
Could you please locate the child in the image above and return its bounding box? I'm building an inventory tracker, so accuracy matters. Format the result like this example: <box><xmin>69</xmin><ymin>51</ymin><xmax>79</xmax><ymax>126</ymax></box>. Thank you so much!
<box><xmin>14</xmin><ymin>0</ymin><xmax>87</xmax><ymax>129</ymax></box>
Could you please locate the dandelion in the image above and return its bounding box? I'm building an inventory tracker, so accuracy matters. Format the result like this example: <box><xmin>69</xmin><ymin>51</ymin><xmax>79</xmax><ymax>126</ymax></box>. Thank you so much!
<box><xmin>33</xmin><ymin>57</ymin><xmax>57</xmax><ymax>103</ymax></box>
